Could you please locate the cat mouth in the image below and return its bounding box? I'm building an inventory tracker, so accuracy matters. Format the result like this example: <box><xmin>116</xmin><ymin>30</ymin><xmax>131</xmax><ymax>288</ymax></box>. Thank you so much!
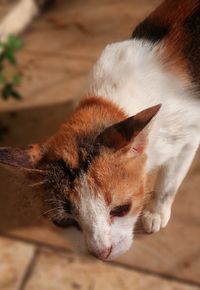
<box><xmin>52</xmin><ymin>218</ymin><xmax>82</xmax><ymax>231</ymax></box>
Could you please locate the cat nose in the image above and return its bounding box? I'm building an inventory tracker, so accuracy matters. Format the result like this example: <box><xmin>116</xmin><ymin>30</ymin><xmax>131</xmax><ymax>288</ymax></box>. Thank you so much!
<box><xmin>90</xmin><ymin>246</ymin><xmax>112</xmax><ymax>260</ymax></box>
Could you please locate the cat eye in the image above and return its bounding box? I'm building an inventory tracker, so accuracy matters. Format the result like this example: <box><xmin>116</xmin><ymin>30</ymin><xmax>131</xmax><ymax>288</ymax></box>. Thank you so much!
<box><xmin>63</xmin><ymin>199</ymin><xmax>72</xmax><ymax>214</ymax></box>
<box><xmin>110</xmin><ymin>204</ymin><xmax>131</xmax><ymax>217</ymax></box>
<box><xmin>52</xmin><ymin>218</ymin><xmax>81</xmax><ymax>231</ymax></box>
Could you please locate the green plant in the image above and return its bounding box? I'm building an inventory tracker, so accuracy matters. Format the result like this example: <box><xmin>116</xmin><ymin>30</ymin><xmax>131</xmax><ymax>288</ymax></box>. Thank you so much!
<box><xmin>0</xmin><ymin>35</ymin><xmax>23</xmax><ymax>101</ymax></box>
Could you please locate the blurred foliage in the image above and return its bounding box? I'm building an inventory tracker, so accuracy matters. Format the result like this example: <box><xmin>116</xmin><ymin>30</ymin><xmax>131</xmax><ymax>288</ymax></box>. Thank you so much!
<box><xmin>0</xmin><ymin>35</ymin><xmax>23</xmax><ymax>101</ymax></box>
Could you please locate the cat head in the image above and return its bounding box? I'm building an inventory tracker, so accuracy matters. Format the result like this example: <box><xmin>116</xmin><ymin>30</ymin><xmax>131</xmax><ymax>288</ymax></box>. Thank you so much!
<box><xmin>0</xmin><ymin>98</ymin><xmax>160</xmax><ymax>260</ymax></box>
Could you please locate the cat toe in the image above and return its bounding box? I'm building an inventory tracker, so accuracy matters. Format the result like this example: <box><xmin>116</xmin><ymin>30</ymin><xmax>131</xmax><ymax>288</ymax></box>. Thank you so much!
<box><xmin>142</xmin><ymin>206</ymin><xmax>171</xmax><ymax>234</ymax></box>
<box><xmin>142</xmin><ymin>211</ymin><xmax>162</xmax><ymax>233</ymax></box>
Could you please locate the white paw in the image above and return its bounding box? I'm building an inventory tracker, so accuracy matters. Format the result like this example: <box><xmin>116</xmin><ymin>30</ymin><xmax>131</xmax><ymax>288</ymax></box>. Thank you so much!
<box><xmin>142</xmin><ymin>204</ymin><xmax>171</xmax><ymax>234</ymax></box>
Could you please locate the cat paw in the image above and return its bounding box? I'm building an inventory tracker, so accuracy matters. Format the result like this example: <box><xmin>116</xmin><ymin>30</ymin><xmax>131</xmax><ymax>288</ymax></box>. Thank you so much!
<box><xmin>142</xmin><ymin>204</ymin><xmax>171</xmax><ymax>234</ymax></box>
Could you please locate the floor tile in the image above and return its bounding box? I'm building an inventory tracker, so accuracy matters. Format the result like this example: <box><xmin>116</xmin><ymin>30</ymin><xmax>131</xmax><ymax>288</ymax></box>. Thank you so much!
<box><xmin>24</xmin><ymin>248</ymin><xmax>199</xmax><ymax>290</ymax></box>
<box><xmin>0</xmin><ymin>237</ymin><xmax>35</xmax><ymax>290</ymax></box>
<box><xmin>10</xmin><ymin>226</ymin><xmax>69</xmax><ymax>250</ymax></box>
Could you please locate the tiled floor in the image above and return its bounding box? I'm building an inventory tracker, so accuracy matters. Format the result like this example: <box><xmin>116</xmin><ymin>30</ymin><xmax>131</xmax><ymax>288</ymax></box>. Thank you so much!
<box><xmin>0</xmin><ymin>236</ymin><xmax>199</xmax><ymax>290</ymax></box>
<box><xmin>0</xmin><ymin>0</ymin><xmax>199</xmax><ymax>289</ymax></box>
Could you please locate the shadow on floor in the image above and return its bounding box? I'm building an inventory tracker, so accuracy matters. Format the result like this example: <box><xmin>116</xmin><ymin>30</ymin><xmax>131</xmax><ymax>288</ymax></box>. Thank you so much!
<box><xmin>0</xmin><ymin>100</ymin><xmax>75</xmax><ymax>231</ymax></box>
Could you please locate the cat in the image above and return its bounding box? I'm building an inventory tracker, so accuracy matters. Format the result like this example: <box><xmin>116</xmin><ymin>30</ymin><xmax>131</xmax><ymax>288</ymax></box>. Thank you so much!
<box><xmin>0</xmin><ymin>0</ymin><xmax>200</xmax><ymax>261</ymax></box>
<box><xmin>0</xmin><ymin>0</ymin><xmax>55</xmax><ymax>41</ymax></box>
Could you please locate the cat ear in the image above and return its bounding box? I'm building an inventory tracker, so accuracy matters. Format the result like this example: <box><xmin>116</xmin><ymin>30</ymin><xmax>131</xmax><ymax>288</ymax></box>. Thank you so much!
<box><xmin>96</xmin><ymin>104</ymin><xmax>161</xmax><ymax>154</ymax></box>
<box><xmin>0</xmin><ymin>144</ymin><xmax>43</xmax><ymax>170</ymax></box>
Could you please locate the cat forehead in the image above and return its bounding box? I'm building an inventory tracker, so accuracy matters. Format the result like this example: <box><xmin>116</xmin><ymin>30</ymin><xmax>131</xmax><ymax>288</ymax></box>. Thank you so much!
<box><xmin>42</xmin><ymin>148</ymin><xmax>145</xmax><ymax>209</ymax></box>
<box><xmin>43</xmin><ymin>140</ymin><xmax>101</xmax><ymax>187</ymax></box>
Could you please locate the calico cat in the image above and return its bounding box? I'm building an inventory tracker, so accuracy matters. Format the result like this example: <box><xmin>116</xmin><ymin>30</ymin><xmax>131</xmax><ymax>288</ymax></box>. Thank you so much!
<box><xmin>0</xmin><ymin>0</ymin><xmax>200</xmax><ymax>261</ymax></box>
<box><xmin>0</xmin><ymin>0</ymin><xmax>55</xmax><ymax>41</ymax></box>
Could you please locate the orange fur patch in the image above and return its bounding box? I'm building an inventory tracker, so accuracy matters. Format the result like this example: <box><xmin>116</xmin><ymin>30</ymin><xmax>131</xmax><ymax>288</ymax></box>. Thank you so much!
<box><xmin>44</xmin><ymin>97</ymin><xmax>126</xmax><ymax>168</ymax></box>
<box><xmin>87</xmin><ymin>148</ymin><xmax>147</xmax><ymax>214</ymax></box>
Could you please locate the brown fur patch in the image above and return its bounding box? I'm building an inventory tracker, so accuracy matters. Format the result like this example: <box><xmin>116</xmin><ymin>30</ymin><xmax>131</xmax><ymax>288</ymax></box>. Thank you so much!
<box><xmin>150</xmin><ymin>0</ymin><xmax>200</xmax><ymax>82</ymax></box>
<box><xmin>149</xmin><ymin>0</ymin><xmax>198</xmax><ymax>24</ymax></box>
<box><xmin>134</xmin><ymin>0</ymin><xmax>200</xmax><ymax>84</ymax></box>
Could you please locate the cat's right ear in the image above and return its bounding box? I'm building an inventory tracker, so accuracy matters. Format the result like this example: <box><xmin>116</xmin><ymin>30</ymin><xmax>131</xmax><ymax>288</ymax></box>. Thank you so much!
<box><xmin>96</xmin><ymin>104</ymin><xmax>161</xmax><ymax>155</ymax></box>
<box><xmin>0</xmin><ymin>144</ymin><xmax>43</xmax><ymax>171</ymax></box>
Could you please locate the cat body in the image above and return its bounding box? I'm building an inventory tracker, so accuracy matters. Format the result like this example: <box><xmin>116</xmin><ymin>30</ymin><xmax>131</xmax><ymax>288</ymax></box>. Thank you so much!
<box><xmin>89</xmin><ymin>39</ymin><xmax>200</xmax><ymax>171</ymax></box>
<box><xmin>0</xmin><ymin>0</ymin><xmax>199</xmax><ymax>260</ymax></box>
<box><xmin>88</xmin><ymin>0</ymin><xmax>200</xmax><ymax>235</ymax></box>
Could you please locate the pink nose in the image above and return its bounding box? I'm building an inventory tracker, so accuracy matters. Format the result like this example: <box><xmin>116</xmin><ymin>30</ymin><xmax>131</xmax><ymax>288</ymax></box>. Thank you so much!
<box><xmin>90</xmin><ymin>246</ymin><xmax>112</xmax><ymax>260</ymax></box>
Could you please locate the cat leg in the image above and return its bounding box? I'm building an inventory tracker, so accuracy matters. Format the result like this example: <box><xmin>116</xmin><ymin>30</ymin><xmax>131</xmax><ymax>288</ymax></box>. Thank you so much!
<box><xmin>0</xmin><ymin>0</ymin><xmax>39</xmax><ymax>41</ymax></box>
<box><xmin>142</xmin><ymin>140</ymin><xmax>199</xmax><ymax>233</ymax></box>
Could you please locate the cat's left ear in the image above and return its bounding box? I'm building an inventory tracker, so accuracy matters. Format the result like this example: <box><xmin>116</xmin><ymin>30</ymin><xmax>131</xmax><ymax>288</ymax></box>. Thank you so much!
<box><xmin>0</xmin><ymin>144</ymin><xmax>43</xmax><ymax>170</ymax></box>
<box><xmin>96</xmin><ymin>104</ymin><xmax>161</xmax><ymax>155</ymax></box>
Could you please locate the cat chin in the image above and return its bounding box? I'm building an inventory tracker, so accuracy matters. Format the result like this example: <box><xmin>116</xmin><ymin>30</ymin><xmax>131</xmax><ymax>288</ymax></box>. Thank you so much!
<box><xmin>107</xmin><ymin>236</ymin><xmax>134</xmax><ymax>261</ymax></box>
<box><xmin>59</xmin><ymin>226</ymin><xmax>134</xmax><ymax>260</ymax></box>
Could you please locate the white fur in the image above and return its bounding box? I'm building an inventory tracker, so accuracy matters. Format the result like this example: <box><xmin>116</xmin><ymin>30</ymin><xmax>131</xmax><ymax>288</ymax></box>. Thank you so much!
<box><xmin>78</xmin><ymin>179</ymin><xmax>111</xmax><ymax>256</ymax></box>
<box><xmin>0</xmin><ymin>0</ymin><xmax>39</xmax><ymax>41</ymax></box>
<box><xmin>88</xmin><ymin>39</ymin><xmax>200</xmax><ymax>234</ymax></box>
<box><xmin>74</xmin><ymin>178</ymin><xmax>138</xmax><ymax>260</ymax></box>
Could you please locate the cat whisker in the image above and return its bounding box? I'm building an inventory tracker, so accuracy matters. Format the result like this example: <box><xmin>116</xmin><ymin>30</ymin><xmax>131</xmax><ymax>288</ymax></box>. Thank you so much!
<box><xmin>40</xmin><ymin>206</ymin><xmax>64</xmax><ymax>217</ymax></box>
<box><xmin>29</xmin><ymin>181</ymin><xmax>46</xmax><ymax>188</ymax></box>
<box><xmin>44</xmin><ymin>198</ymin><xmax>66</xmax><ymax>205</ymax></box>
<box><xmin>28</xmin><ymin>206</ymin><xmax>64</xmax><ymax>226</ymax></box>
<box><xmin>22</xmin><ymin>168</ymin><xmax>48</xmax><ymax>174</ymax></box>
